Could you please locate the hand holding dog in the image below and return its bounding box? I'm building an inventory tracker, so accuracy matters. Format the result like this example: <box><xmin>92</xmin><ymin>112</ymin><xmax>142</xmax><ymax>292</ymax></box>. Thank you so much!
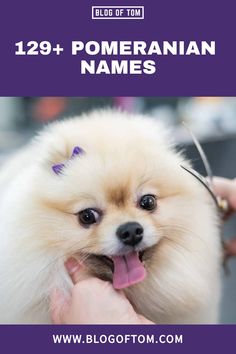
<box><xmin>213</xmin><ymin>177</ymin><xmax>236</xmax><ymax>257</ymax></box>
<box><xmin>51</xmin><ymin>258</ymin><xmax>153</xmax><ymax>324</ymax></box>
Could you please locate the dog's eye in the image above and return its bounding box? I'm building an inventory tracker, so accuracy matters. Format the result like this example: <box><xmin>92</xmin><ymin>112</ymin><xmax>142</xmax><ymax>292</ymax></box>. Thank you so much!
<box><xmin>78</xmin><ymin>209</ymin><xmax>101</xmax><ymax>226</ymax></box>
<box><xmin>139</xmin><ymin>194</ymin><xmax>157</xmax><ymax>211</ymax></box>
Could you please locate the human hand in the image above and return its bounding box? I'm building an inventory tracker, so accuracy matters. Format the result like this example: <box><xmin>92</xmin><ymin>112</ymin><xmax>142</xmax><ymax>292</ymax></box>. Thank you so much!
<box><xmin>213</xmin><ymin>177</ymin><xmax>236</xmax><ymax>211</ymax></box>
<box><xmin>213</xmin><ymin>177</ymin><xmax>236</xmax><ymax>257</ymax></box>
<box><xmin>51</xmin><ymin>258</ymin><xmax>153</xmax><ymax>324</ymax></box>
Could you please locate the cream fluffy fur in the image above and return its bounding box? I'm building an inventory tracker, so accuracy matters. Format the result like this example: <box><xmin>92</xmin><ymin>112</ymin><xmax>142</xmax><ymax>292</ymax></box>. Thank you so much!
<box><xmin>0</xmin><ymin>110</ymin><xmax>221</xmax><ymax>323</ymax></box>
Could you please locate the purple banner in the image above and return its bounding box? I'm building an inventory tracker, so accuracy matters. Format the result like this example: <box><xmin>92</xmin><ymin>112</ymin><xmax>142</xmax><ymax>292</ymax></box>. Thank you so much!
<box><xmin>0</xmin><ymin>0</ymin><xmax>235</xmax><ymax>95</ymax></box>
<box><xmin>0</xmin><ymin>325</ymin><xmax>235</xmax><ymax>354</ymax></box>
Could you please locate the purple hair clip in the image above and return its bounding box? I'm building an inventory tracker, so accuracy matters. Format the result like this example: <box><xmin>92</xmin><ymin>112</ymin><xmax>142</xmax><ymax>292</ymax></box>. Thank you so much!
<box><xmin>52</xmin><ymin>146</ymin><xmax>84</xmax><ymax>175</ymax></box>
<box><xmin>52</xmin><ymin>163</ymin><xmax>65</xmax><ymax>175</ymax></box>
<box><xmin>71</xmin><ymin>146</ymin><xmax>84</xmax><ymax>158</ymax></box>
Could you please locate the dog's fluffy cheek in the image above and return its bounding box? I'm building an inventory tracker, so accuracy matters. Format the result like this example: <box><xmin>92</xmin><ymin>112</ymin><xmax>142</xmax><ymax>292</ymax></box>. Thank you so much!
<box><xmin>124</xmin><ymin>252</ymin><xmax>218</xmax><ymax>324</ymax></box>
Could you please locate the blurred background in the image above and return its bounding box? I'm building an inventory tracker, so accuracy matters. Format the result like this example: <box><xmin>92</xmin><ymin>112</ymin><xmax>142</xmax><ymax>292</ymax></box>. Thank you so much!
<box><xmin>0</xmin><ymin>96</ymin><xmax>235</xmax><ymax>322</ymax></box>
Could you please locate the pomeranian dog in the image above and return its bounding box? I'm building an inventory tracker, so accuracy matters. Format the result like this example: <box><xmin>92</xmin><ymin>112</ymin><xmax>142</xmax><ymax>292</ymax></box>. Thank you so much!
<box><xmin>0</xmin><ymin>110</ymin><xmax>221</xmax><ymax>323</ymax></box>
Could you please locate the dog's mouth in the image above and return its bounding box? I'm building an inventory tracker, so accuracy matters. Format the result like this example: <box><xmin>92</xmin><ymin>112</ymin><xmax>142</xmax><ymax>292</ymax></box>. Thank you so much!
<box><xmin>88</xmin><ymin>250</ymin><xmax>147</xmax><ymax>290</ymax></box>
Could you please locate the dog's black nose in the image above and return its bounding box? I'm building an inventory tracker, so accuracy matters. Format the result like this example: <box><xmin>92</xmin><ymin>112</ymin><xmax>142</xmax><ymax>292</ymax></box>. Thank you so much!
<box><xmin>116</xmin><ymin>222</ymin><xmax>143</xmax><ymax>246</ymax></box>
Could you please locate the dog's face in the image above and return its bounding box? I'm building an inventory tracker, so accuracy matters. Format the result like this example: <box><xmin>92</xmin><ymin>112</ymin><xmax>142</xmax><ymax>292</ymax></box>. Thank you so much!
<box><xmin>32</xmin><ymin>112</ymin><xmax>216</xmax><ymax>291</ymax></box>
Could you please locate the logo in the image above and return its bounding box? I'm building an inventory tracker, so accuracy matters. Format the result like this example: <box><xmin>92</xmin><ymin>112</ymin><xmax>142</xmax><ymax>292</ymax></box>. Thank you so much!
<box><xmin>92</xmin><ymin>6</ymin><xmax>144</xmax><ymax>20</ymax></box>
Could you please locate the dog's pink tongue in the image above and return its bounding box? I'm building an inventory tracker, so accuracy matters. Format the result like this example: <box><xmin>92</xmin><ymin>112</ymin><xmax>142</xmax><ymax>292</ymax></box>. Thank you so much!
<box><xmin>112</xmin><ymin>252</ymin><xmax>146</xmax><ymax>289</ymax></box>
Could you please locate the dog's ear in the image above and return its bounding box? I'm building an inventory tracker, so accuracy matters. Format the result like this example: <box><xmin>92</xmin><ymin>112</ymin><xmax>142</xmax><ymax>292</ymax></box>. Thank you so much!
<box><xmin>51</xmin><ymin>146</ymin><xmax>84</xmax><ymax>175</ymax></box>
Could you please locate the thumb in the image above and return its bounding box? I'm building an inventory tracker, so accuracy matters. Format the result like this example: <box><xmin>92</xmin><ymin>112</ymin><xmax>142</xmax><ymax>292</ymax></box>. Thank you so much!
<box><xmin>65</xmin><ymin>257</ymin><xmax>82</xmax><ymax>284</ymax></box>
<box><xmin>50</xmin><ymin>258</ymin><xmax>84</xmax><ymax>324</ymax></box>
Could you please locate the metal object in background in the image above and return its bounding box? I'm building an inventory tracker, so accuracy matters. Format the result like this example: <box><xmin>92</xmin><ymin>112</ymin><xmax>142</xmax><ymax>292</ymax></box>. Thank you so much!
<box><xmin>0</xmin><ymin>97</ymin><xmax>24</xmax><ymax>129</ymax></box>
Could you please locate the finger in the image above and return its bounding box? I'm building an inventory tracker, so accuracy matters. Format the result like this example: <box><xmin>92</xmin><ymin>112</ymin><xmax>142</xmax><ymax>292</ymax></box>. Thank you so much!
<box><xmin>213</xmin><ymin>177</ymin><xmax>236</xmax><ymax>210</ymax></box>
<box><xmin>50</xmin><ymin>288</ymin><xmax>70</xmax><ymax>324</ymax></box>
<box><xmin>225</xmin><ymin>238</ymin><xmax>236</xmax><ymax>257</ymax></box>
<box><xmin>65</xmin><ymin>257</ymin><xmax>82</xmax><ymax>284</ymax></box>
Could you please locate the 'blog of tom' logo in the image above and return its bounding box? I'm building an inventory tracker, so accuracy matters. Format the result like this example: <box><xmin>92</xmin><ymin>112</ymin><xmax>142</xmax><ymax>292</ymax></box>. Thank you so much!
<box><xmin>92</xmin><ymin>6</ymin><xmax>144</xmax><ymax>20</ymax></box>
